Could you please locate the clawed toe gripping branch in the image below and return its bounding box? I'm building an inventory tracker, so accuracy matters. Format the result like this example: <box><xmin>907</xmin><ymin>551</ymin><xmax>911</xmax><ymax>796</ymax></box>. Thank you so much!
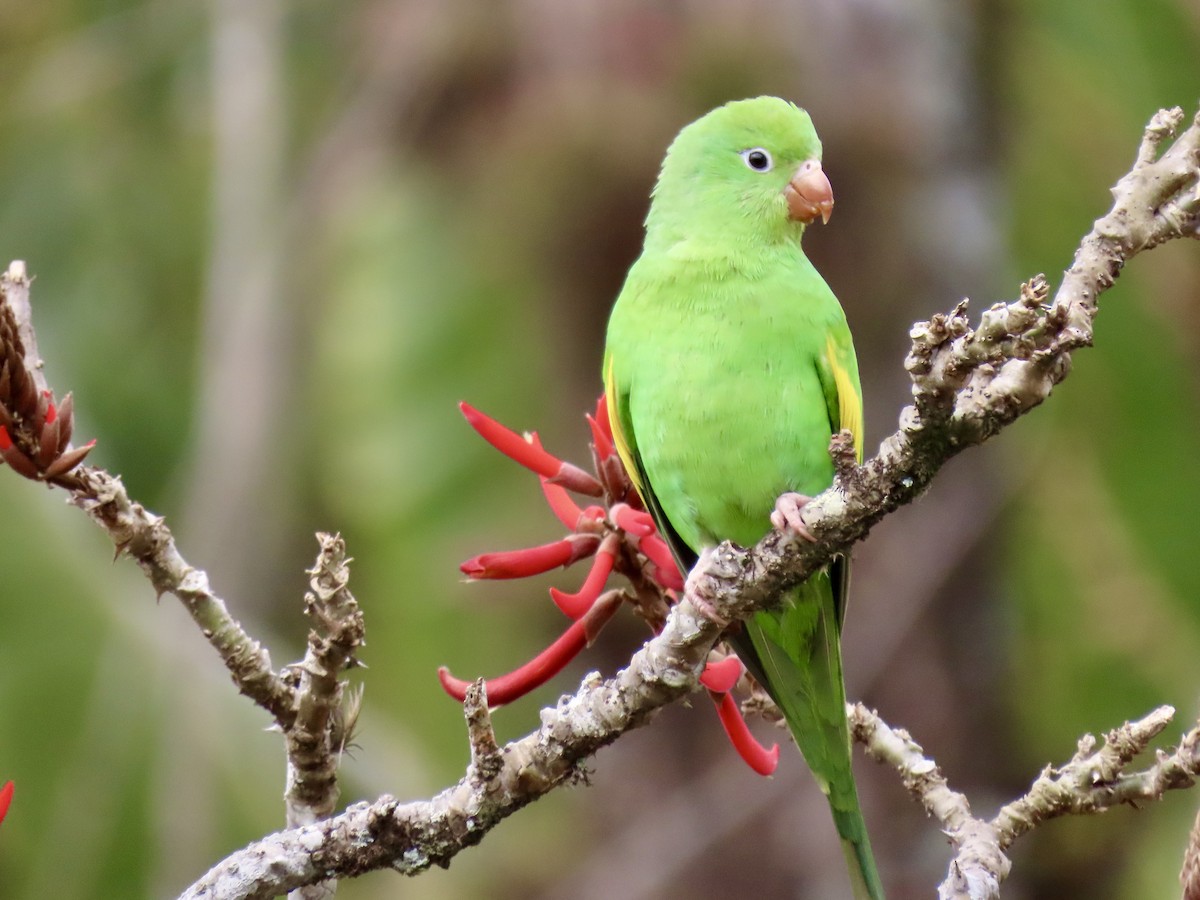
<box><xmin>0</xmin><ymin>106</ymin><xmax>1198</xmax><ymax>899</ymax></box>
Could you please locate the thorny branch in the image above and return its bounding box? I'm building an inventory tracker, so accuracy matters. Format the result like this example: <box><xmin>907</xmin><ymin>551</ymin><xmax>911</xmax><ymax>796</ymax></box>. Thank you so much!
<box><xmin>850</xmin><ymin>704</ymin><xmax>1200</xmax><ymax>900</ymax></box>
<box><xmin>283</xmin><ymin>534</ymin><xmax>366</xmax><ymax>900</ymax></box>
<box><xmin>0</xmin><ymin>107</ymin><xmax>1197</xmax><ymax>899</ymax></box>
<box><xmin>0</xmin><ymin>273</ymin><xmax>365</xmax><ymax>895</ymax></box>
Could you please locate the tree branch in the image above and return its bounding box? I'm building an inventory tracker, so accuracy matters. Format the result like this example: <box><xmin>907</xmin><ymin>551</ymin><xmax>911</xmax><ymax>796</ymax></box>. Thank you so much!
<box><xmin>2</xmin><ymin>105</ymin><xmax>1197</xmax><ymax>899</ymax></box>
<box><xmin>173</xmin><ymin>105</ymin><xmax>1200</xmax><ymax>897</ymax></box>
<box><xmin>65</xmin><ymin>465</ymin><xmax>299</xmax><ymax>726</ymax></box>
<box><xmin>282</xmin><ymin>533</ymin><xmax>366</xmax><ymax>900</ymax></box>
<box><xmin>852</xmin><ymin>703</ymin><xmax>1200</xmax><ymax>900</ymax></box>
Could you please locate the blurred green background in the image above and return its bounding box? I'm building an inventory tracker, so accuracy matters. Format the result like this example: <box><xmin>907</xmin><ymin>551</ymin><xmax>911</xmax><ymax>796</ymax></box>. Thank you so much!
<box><xmin>0</xmin><ymin>1</ymin><xmax>1197</xmax><ymax>898</ymax></box>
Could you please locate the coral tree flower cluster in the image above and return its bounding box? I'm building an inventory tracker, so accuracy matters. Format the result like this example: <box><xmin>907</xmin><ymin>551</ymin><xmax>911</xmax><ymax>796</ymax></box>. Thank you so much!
<box><xmin>0</xmin><ymin>298</ymin><xmax>93</xmax><ymax>483</ymax></box>
<box><xmin>439</xmin><ymin>397</ymin><xmax>779</xmax><ymax>776</ymax></box>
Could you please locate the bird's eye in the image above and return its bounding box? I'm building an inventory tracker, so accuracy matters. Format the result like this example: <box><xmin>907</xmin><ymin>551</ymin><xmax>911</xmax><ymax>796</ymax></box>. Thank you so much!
<box><xmin>741</xmin><ymin>148</ymin><xmax>773</xmax><ymax>172</ymax></box>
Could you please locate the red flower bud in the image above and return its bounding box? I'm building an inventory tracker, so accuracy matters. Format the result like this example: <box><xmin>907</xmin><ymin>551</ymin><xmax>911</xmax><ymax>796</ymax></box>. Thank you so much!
<box><xmin>439</xmin><ymin>591</ymin><xmax>622</xmax><ymax>706</ymax></box>
<box><xmin>460</xmin><ymin>534</ymin><xmax>600</xmax><ymax>579</ymax></box>
<box><xmin>0</xmin><ymin>427</ymin><xmax>40</xmax><ymax>479</ymax></box>
<box><xmin>637</xmin><ymin>534</ymin><xmax>684</xmax><ymax>591</ymax></box>
<box><xmin>460</xmin><ymin>402</ymin><xmax>603</xmax><ymax>496</ymax></box>
<box><xmin>56</xmin><ymin>392</ymin><xmax>75</xmax><ymax>451</ymax></box>
<box><xmin>461</xmin><ymin>401</ymin><xmax>561</xmax><ymax>472</ymax></box>
<box><xmin>594</xmin><ymin>393</ymin><xmax>614</xmax><ymax>444</ymax></box>
<box><xmin>699</xmin><ymin>655</ymin><xmax>743</xmax><ymax>694</ymax></box>
<box><xmin>44</xmin><ymin>439</ymin><xmax>96</xmax><ymax>479</ymax></box>
<box><xmin>712</xmin><ymin>692</ymin><xmax>779</xmax><ymax>776</ymax></box>
<box><xmin>540</xmin><ymin>477</ymin><xmax>585</xmax><ymax>530</ymax></box>
<box><xmin>33</xmin><ymin>389</ymin><xmax>52</xmax><ymax>431</ymax></box>
<box><xmin>549</xmin><ymin>534</ymin><xmax>618</xmax><ymax>618</ymax></box>
<box><xmin>611</xmin><ymin>503</ymin><xmax>655</xmax><ymax>537</ymax></box>
<box><xmin>37</xmin><ymin>409</ymin><xmax>60</xmax><ymax>469</ymax></box>
<box><xmin>587</xmin><ymin>412</ymin><xmax>615</xmax><ymax>461</ymax></box>
<box><xmin>0</xmin><ymin>780</ymin><xmax>12</xmax><ymax>825</ymax></box>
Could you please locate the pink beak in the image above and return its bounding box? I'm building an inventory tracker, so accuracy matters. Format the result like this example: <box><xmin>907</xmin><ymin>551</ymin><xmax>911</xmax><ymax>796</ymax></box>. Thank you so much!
<box><xmin>784</xmin><ymin>160</ymin><xmax>834</xmax><ymax>225</ymax></box>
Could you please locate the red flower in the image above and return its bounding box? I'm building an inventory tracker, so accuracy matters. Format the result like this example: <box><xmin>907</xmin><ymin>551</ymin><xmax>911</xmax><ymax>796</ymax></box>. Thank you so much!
<box><xmin>0</xmin><ymin>780</ymin><xmax>12</xmax><ymax>826</ymax></box>
<box><xmin>634</xmin><ymin>533</ymin><xmax>685</xmax><ymax>591</ymax></box>
<box><xmin>439</xmin><ymin>592</ymin><xmax>622</xmax><ymax>706</ymax></box>
<box><xmin>712</xmin><ymin>693</ymin><xmax>779</xmax><ymax>776</ymax></box>
<box><xmin>549</xmin><ymin>534</ymin><xmax>618</xmax><ymax>618</ymax></box>
<box><xmin>442</xmin><ymin>397</ymin><xmax>777</xmax><ymax>775</ymax></box>
<box><xmin>0</xmin><ymin>384</ymin><xmax>94</xmax><ymax>482</ymax></box>
<box><xmin>460</xmin><ymin>535</ymin><xmax>600</xmax><ymax>579</ymax></box>
<box><xmin>460</xmin><ymin>402</ymin><xmax>602</xmax><ymax>496</ymax></box>
<box><xmin>699</xmin><ymin>655</ymin><xmax>743</xmax><ymax>694</ymax></box>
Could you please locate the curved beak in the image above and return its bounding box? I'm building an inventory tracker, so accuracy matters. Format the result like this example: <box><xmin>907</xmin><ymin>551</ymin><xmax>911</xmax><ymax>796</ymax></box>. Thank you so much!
<box><xmin>784</xmin><ymin>159</ymin><xmax>834</xmax><ymax>225</ymax></box>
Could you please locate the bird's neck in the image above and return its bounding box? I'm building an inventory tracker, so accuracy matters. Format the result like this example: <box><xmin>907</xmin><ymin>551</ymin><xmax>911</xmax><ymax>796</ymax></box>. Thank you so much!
<box><xmin>643</xmin><ymin>228</ymin><xmax>807</xmax><ymax>271</ymax></box>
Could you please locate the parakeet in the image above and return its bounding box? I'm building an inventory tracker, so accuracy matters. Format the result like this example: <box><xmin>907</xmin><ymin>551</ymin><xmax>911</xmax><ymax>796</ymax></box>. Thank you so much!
<box><xmin>603</xmin><ymin>97</ymin><xmax>881</xmax><ymax>899</ymax></box>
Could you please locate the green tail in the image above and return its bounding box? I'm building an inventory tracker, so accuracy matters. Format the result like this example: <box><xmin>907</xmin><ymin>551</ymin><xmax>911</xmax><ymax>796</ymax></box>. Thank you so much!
<box><xmin>732</xmin><ymin>573</ymin><xmax>884</xmax><ymax>900</ymax></box>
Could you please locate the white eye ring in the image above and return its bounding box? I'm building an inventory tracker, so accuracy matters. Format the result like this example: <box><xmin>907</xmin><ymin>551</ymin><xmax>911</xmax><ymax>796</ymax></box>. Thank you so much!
<box><xmin>740</xmin><ymin>148</ymin><xmax>774</xmax><ymax>172</ymax></box>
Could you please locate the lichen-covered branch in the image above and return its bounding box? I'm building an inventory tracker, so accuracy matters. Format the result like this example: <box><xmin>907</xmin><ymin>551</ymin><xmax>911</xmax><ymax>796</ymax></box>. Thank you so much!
<box><xmin>283</xmin><ymin>534</ymin><xmax>366</xmax><ymax>900</ymax></box>
<box><xmin>0</xmin><ymin>265</ymin><xmax>297</xmax><ymax>728</ymax></box>
<box><xmin>1182</xmin><ymin>806</ymin><xmax>1200</xmax><ymax>900</ymax></box>
<box><xmin>180</xmin><ymin>597</ymin><xmax>721</xmax><ymax>898</ymax></box>
<box><xmin>67</xmin><ymin>465</ymin><xmax>299</xmax><ymax>725</ymax></box>
<box><xmin>853</xmin><ymin>704</ymin><xmax>1200</xmax><ymax>900</ymax></box>
<box><xmin>286</xmin><ymin>533</ymin><xmax>365</xmax><ymax>826</ymax></box>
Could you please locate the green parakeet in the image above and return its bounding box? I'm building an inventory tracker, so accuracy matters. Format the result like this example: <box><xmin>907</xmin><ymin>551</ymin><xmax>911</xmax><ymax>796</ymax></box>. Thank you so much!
<box><xmin>603</xmin><ymin>97</ymin><xmax>881</xmax><ymax>899</ymax></box>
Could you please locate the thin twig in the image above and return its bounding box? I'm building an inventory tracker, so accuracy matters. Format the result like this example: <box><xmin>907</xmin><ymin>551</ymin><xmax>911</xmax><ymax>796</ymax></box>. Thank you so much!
<box><xmin>66</xmin><ymin>466</ymin><xmax>297</xmax><ymax>725</ymax></box>
<box><xmin>851</xmin><ymin>703</ymin><xmax>1200</xmax><ymax>900</ymax></box>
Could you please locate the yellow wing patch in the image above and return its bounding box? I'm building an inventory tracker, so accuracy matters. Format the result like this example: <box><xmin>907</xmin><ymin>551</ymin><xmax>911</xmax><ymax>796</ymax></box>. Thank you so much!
<box><xmin>824</xmin><ymin>334</ymin><xmax>863</xmax><ymax>463</ymax></box>
<box><xmin>603</xmin><ymin>355</ymin><xmax>644</xmax><ymax>495</ymax></box>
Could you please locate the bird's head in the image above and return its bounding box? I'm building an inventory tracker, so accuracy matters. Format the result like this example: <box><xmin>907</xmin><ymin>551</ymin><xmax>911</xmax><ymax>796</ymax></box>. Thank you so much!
<box><xmin>646</xmin><ymin>96</ymin><xmax>833</xmax><ymax>247</ymax></box>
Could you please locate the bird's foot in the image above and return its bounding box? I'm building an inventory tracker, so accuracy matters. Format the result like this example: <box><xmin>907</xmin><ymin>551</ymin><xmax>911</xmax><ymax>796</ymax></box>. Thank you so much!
<box><xmin>770</xmin><ymin>492</ymin><xmax>817</xmax><ymax>542</ymax></box>
<box><xmin>684</xmin><ymin>547</ymin><xmax>730</xmax><ymax>628</ymax></box>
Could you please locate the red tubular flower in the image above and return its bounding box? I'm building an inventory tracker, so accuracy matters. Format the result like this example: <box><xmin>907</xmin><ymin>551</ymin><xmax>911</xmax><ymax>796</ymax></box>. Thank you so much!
<box><xmin>460</xmin><ymin>534</ymin><xmax>600</xmax><ymax>579</ymax></box>
<box><xmin>611</xmin><ymin>503</ymin><xmax>655</xmax><ymax>537</ymax></box>
<box><xmin>439</xmin><ymin>591</ymin><xmax>623</xmax><ymax>707</ymax></box>
<box><xmin>539</xmin><ymin>477</ymin><xmax>587</xmax><ymax>530</ymax></box>
<box><xmin>594</xmin><ymin>393</ymin><xmax>614</xmax><ymax>444</ymax></box>
<box><xmin>587</xmin><ymin>412</ymin><xmax>615</xmax><ymax>460</ymax></box>
<box><xmin>549</xmin><ymin>535</ymin><xmax>618</xmax><ymax>619</ymax></box>
<box><xmin>459</xmin><ymin>402</ymin><xmax>603</xmax><ymax>496</ymax></box>
<box><xmin>453</xmin><ymin>396</ymin><xmax>781</xmax><ymax>775</ymax></box>
<box><xmin>712</xmin><ymin>693</ymin><xmax>779</xmax><ymax>776</ymax></box>
<box><xmin>699</xmin><ymin>656</ymin><xmax>743</xmax><ymax>694</ymax></box>
<box><xmin>0</xmin><ymin>780</ymin><xmax>12</xmax><ymax>825</ymax></box>
<box><xmin>637</xmin><ymin>534</ymin><xmax>685</xmax><ymax>591</ymax></box>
